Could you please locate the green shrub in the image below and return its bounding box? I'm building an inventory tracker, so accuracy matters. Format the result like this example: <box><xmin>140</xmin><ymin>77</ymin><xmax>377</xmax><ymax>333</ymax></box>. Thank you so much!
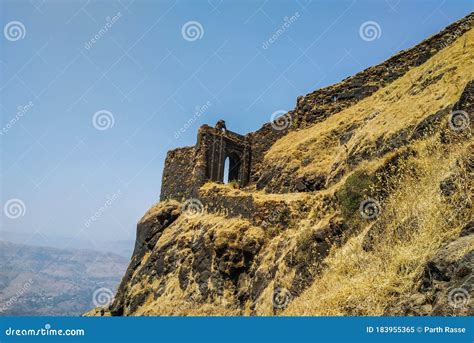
<box><xmin>336</xmin><ymin>170</ymin><xmax>375</xmax><ymax>221</ymax></box>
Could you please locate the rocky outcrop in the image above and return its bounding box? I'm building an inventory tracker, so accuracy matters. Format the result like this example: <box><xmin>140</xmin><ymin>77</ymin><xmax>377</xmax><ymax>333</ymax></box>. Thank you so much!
<box><xmin>103</xmin><ymin>193</ymin><xmax>352</xmax><ymax>316</ymax></box>
<box><xmin>386</xmin><ymin>227</ymin><xmax>473</xmax><ymax>316</ymax></box>
<box><xmin>249</xmin><ymin>13</ymin><xmax>473</xmax><ymax>183</ymax></box>
<box><xmin>110</xmin><ymin>201</ymin><xmax>181</xmax><ymax>315</ymax></box>
<box><xmin>89</xmin><ymin>14</ymin><xmax>474</xmax><ymax>317</ymax></box>
<box><xmin>110</xmin><ymin>210</ymin><xmax>266</xmax><ymax>315</ymax></box>
<box><xmin>160</xmin><ymin>14</ymin><xmax>474</xmax><ymax>200</ymax></box>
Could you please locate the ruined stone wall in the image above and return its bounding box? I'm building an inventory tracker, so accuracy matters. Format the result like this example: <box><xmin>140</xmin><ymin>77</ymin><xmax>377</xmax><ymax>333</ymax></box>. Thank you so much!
<box><xmin>246</xmin><ymin>124</ymin><xmax>289</xmax><ymax>184</ymax></box>
<box><xmin>160</xmin><ymin>13</ymin><xmax>473</xmax><ymax>200</ymax></box>
<box><xmin>161</xmin><ymin>125</ymin><xmax>252</xmax><ymax>201</ymax></box>
<box><xmin>198</xmin><ymin>125</ymin><xmax>251</xmax><ymax>186</ymax></box>
<box><xmin>160</xmin><ymin>146</ymin><xmax>197</xmax><ymax>201</ymax></box>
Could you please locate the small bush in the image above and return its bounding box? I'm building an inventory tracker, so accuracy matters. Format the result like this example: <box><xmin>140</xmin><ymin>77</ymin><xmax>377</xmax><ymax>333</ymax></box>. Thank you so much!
<box><xmin>336</xmin><ymin>170</ymin><xmax>375</xmax><ymax>221</ymax></box>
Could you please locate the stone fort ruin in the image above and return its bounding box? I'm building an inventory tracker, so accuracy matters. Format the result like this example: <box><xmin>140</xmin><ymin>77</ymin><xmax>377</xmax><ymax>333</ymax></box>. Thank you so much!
<box><xmin>159</xmin><ymin>14</ymin><xmax>473</xmax><ymax>201</ymax></box>
<box><xmin>160</xmin><ymin>121</ymin><xmax>255</xmax><ymax>201</ymax></box>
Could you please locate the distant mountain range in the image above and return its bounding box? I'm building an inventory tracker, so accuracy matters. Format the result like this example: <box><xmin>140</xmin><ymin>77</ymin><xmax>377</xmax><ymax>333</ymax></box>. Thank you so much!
<box><xmin>0</xmin><ymin>230</ymin><xmax>134</xmax><ymax>258</ymax></box>
<box><xmin>0</xmin><ymin>240</ymin><xmax>129</xmax><ymax>316</ymax></box>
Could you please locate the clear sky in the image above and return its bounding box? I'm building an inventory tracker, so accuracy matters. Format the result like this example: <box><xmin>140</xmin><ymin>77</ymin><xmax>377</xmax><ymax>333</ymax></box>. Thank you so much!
<box><xmin>1</xmin><ymin>0</ymin><xmax>472</xmax><ymax>245</ymax></box>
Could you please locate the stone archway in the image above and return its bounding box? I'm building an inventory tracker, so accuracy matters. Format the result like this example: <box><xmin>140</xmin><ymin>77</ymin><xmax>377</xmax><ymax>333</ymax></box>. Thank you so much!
<box><xmin>190</xmin><ymin>124</ymin><xmax>251</xmax><ymax>190</ymax></box>
<box><xmin>226</xmin><ymin>151</ymin><xmax>242</xmax><ymax>183</ymax></box>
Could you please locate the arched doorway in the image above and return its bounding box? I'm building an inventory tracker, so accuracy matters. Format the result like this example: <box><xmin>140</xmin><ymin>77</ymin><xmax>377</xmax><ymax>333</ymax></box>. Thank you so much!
<box><xmin>223</xmin><ymin>156</ymin><xmax>230</xmax><ymax>184</ymax></box>
<box><xmin>223</xmin><ymin>152</ymin><xmax>241</xmax><ymax>184</ymax></box>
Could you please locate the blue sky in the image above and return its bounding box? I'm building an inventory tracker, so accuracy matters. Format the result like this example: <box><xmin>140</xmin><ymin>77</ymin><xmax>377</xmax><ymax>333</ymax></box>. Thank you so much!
<box><xmin>1</xmin><ymin>0</ymin><xmax>472</xmax><ymax>245</ymax></box>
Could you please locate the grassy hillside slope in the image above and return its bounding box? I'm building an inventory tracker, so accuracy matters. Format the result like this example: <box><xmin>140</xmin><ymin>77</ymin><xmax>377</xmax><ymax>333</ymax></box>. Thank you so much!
<box><xmin>87</xmin><ymin>22</ymin><xmax>473</xmax><ymax>317</ymax></box>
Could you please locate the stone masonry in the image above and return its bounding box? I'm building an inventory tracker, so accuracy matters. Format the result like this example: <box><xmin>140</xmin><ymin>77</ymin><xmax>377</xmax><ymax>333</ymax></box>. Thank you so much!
<box><xmin>160</xmin><ymin>13</ymin><xmax>473</xmax><ymax>201</ymax></box>
<box><xmin>160</xmin><ymin>123</ymin><xmax>251</xmax><ymax>201</ymax></box>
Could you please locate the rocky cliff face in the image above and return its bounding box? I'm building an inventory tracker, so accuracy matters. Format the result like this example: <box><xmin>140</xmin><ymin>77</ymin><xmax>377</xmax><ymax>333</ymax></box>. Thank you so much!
<box><xmin>88</xmin><ymin>14</ymin><xmax>473</xmax><ymax>316</ymax></box>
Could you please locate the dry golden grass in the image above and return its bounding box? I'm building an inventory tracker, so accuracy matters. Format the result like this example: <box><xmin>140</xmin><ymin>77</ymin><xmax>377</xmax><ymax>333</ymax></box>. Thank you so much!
<box><xmin>200</xmin><ymin>181</ymin><xmax>309</xmax><ymax>203</ymax></box>
<box><xmin>109</xmin><ymin>28</ymin><xmax>473</xmax><ymax>317</ymax></box>
<box><xmin>139</xmin><ymin>199</ymin><xmax>180</xmax><ymax>224</ymax></box>
<box><xmin>252</xmin><ymin>191</ymin><xmax>309</xmax><ymax>203</ymax></box>
<box><xmin>266</xmin><ymin>29</ymin><xmax>473</xmax><ymax>178</ymax></box>
<box><xmin>125</xmin><ymin>213</ymin><xmax>265</xmax><ymax>316</ymax></box>
<box><xmin>200</xmin><ymin>181</ymin><xmax>240</xmax><ymax>192</ymax></box>
<box><xmin>283</xmin><ymin>138</ymin><xmax>473</xmax><ymax>315</ymax></box>
<box><xmin>199</xmin><ymin>180</ymin><xmax>311</xmax><ymax>222</ymax></box>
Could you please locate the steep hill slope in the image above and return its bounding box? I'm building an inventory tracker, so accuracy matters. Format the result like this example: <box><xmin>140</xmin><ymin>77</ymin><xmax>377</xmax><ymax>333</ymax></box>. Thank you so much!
<box><xmin>88</xmin><ymin>15</ymin><xmax>473</xmax><ymax>316</ymax></box>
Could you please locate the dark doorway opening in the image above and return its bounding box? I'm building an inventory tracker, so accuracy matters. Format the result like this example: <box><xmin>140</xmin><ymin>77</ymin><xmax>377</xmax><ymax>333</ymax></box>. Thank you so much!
<box><xmin>223</xmin><ymin>152</ymin><xmax>241</xmax><ymax>184</ymax></box>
